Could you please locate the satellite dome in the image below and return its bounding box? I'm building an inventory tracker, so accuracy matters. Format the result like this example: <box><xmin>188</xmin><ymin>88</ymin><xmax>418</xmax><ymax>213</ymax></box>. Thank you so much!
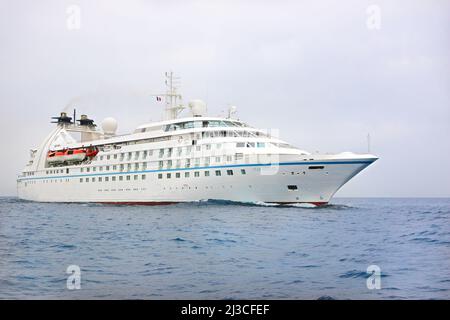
<box><xmin>101</xmin><ymin>117</ymin><xmax>118</xmax><ymax>135</ymax></box>
<box><xmin>188</xmin><ymin>99</ymin><xmax>207</xmax><ymax>117</ymax></box>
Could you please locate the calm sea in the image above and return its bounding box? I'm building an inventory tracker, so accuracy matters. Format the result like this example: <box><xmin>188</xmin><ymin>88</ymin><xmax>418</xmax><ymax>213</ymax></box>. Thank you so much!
<box><xmin>0</xmin><ymin>197</ymin><xmax>449</xmax><ymax>299</ymax></box>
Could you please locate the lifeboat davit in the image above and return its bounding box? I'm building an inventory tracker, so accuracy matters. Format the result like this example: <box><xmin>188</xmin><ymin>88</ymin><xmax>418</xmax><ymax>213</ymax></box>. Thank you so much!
<box><xmin>47</xmin><ymin>147</ymin><xmax>98</xmax><ymax>165</ymax></box>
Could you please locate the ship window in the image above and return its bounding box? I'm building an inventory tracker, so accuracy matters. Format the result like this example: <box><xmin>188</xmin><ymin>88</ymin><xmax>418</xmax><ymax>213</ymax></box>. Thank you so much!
<box><xmin>107</xmin><ymin>155</ymin><xmax>110</xmax><ymax>160</ymax></box>
<box><xmin>126</xmin><ymin>175</ymin><xmax>131</xmax><ymax>181</ymax></box>
<box><xmin>227</xmin><ymin>170</ymin><xmax>234</xmax><ymax>176</ymax></box>
<box><xmin>246</xmin><ymin>142</ymin><xmax>255</xmax><ymax>148</ymax></box>
<box><xmin>204</xmin><ymin>171</ymin><xmax>210</xmax><ymax>177</ymax></box>
<box><xmin>86</xmin><ymin>178</ymin><xmax>89</xmax><ymax>182</ymax></box>
<box><xmin>66</xmin><ymin>169</ymin><xmax>69</xmax><ymax>174</ymax></box>
<box><xmin>135</xmin><ymin>163</ymin><xmax>139</xmax><ymax>170</ymax></box>
<box><xmin>80</xmin><ymin>168</ymin><xmax>84</xmax><ymax>173</ymax></box>
<box><xmin>143</xmin><ymin>151</ymin><xmax>147</xmax><ymax>158</ymax></box>
<box><xmin>194</xmin><ymin>171</ymin><xmax>200</xmax><ymax>177</ymax></box>
<box><xmin>235</xmin><ymin>153</ymin><xmax>243</xmax><ymax>160</ymax></box>
<box><xmin>99</xmin><ymin>167</ymin><xmax>103</xmax><ymax>172</ymax></box>
<box><xmin>176</xmin><ymin>172</ymin><xmax>180</xmax><ymax>178</ymax></box>
<box><xmin>105</xmin><ymin>177</ymin><xmax>109</xmax><ymax>182</ymax></box>
<box><xmin>257</xmin><ymin>142</ymin><xmax>265</xmax><ymax>148</ymax></box>
<box><xmin>308</xmin><ymin>166</ymin><xmax>324</xmax><ymax>170</ymax></box>
<box><xmin>185</xmin><ymin>172</ymin><xmax>190</xmax><ymax>178</ymax></box>
<box><xmin>158</xmin><ymin>174</ymin><xmax>162</xmax><ymax>179</ymax></box>
<box><xmin>119</xmin><ymin>176</ymin><xmax>123</xmax><ymax>181</ymax></box>
<box><xmin>215</xmin><ymin>156</ymin><xmax>221</xmax><ymax>163</ymax></box>
<box><xmin>226</xmin><ymin>155</ymin><xmax>232</xmax><ymax>162</ymax></box>
<box><xmin>167</xmin><ymin>173</ymin><xmax>171</xmax><ymax>179</ymax></box>
<box><xmin>196</xmin><ymin>145</ymin><xmax>201</xmax><ymax>151</ymax></box>
<box><xmin>80</xmin><ymin>178</ymin><xmax>83</xmax><ymax>183</ymax></box>
<box><xmin>114</xmin><ymin>154</ymin><xmax>117</xmax><ymax>159</ymax></box>
<box><xmin>128</xmin><ymin>163</ymin><xmax>132</xmax><ymax>171</ymax></box>
<box><xmin>287</xmin><ymin>185</ymin><xmax>298</xmax><ymax>191</ymax></box>
<box><xmin>112</xmin><ymin>177</ymin><xmax>116</xmax><ymax>181</ymax></box>
<box><xmin>93</xmin><ymin>167</ymin><xmax>96</xmax><ymax>172</ymax></box>
<box><xmin>186</xmin><ymin>159</ymin><xmax>191</xmax><ymax>168</ymax></box>
<box><xmin>149</xmin><ymin>150</ymin><xmax>153</xmax><ymax>156</ymax></box>
<box><xmin>236</xmin><ymin>142</ymin><xmax>245</xmax><ymax>148</ymax></box>
<box><xmin>86</xmin><ymin>168</ymin><xmax>90</xmax><ymax>173</ymax></box>
<box><xmin>135</xmin><ymin>151</ymin><xmax>140</xmax><ymax>159</ymax></box>
<box><xmin>241</xmin><ymin>169</ymin><xmax>246</xmax><ymax>175</ymax></box>
<box><xmin>106</xmin><ymin>166</ymin><xmax>110</xmax><ymax>171</ymax></box>
<box><xmin>142</xmin><ymin>174</ymin><xmax>146</xmax><ymax>180</ymax></box>
<box><xmin>134</xmin><ymin>175</ymin><xmax>138</xmax><ymax>180</ymax></box>
<box><xmin>159</xmin><ymin>149</ymin><xmax>164</xmax><ymax>158</ymax></box>
<box><xmin>99</xmin><ymin>177</ymin><xmax>102</xmax><ymax>182</ymax></box>
<box><xmin>215</xmin><ymin>170</ymin><xmax>221</xmax><ymax>176</ymax></box>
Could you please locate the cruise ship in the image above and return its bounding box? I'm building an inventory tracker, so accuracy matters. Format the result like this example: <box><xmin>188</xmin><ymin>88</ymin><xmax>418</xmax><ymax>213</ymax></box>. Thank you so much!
<box><xmin>17</xmin><ymin>72</ymin><xmax>378</xmax><ymax>206</ymax></box>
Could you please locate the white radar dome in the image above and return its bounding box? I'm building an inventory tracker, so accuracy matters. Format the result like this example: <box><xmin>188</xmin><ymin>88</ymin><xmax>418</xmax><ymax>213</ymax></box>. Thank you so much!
<box><xmin>188</xmin><ymin>99</ymin><xmax>207</xmax><ymax>117</ymax></box>
<box><xmin>101</xmin><ymin>117</ymin><xmax>118</xmax><ymax>135</ymax></box>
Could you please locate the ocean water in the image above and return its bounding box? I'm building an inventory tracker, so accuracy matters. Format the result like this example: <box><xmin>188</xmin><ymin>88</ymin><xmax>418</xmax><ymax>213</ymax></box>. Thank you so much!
<box><xmin>0</xmin><ymin>197</ymin><xmax>449</xmax><ymax>300</ymax></box>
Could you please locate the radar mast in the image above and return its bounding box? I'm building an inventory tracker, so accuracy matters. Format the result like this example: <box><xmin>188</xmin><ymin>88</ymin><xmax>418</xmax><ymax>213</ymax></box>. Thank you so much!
<box><xmin>162</xmin><ymin>71</ymin><xmax>184</xmax><ymax>120</ymax></box>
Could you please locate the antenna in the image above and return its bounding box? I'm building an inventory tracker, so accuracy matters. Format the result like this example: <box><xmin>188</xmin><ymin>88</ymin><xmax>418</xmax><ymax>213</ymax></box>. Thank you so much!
<box><xmin>367</xmin><ymin>133</ymin><xmax>371</xmax><ymax>153</ymax></box>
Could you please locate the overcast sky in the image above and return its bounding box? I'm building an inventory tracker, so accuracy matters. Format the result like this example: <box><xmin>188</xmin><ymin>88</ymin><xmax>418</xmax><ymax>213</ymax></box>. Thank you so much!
<box><xmin>0</xmin><ymin>0</ymin><xmax>449</xmax><ymax>197</ymax></box>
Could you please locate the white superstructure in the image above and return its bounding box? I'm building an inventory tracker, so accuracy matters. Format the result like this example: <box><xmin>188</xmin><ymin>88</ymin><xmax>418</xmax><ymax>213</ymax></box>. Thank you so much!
<box><xmin>17</xmin><ymin>72</ymin><xmax>378</xmax><ymax>205</ymax></box>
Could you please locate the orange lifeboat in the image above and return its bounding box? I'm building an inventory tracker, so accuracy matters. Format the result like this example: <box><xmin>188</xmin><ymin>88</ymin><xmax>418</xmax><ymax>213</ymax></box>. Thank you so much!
<box><xmin>47</xmin><ymin>146</ymin><xmax>98</xmax><ymax>165</ymax></box>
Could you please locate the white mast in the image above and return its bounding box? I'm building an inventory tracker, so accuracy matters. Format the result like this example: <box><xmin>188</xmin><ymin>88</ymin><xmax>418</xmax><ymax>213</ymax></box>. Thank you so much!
<box><xmin>163</xmin><ymin>71</ymin><xmax>184</xmax><ymax>120</ymax></box>
<box><xmin>150</xmin><ymin>71</ymin><xmax>185</xmax><ymax>120</ymax></box>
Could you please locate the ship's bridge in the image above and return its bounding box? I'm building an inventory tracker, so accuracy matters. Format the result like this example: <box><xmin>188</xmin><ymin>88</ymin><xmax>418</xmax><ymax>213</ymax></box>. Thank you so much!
<box><xmin>134</xmin><ymin>117</ymin><xmax>249</xmax><ymax>134</ymax></box>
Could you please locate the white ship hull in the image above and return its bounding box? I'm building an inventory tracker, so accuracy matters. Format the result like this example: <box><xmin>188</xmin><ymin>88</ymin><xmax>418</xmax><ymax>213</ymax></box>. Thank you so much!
<box><xmin>17</xmin><ymin>154</ymin><xmax>376</xmax><ymax>205</ymax></box>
